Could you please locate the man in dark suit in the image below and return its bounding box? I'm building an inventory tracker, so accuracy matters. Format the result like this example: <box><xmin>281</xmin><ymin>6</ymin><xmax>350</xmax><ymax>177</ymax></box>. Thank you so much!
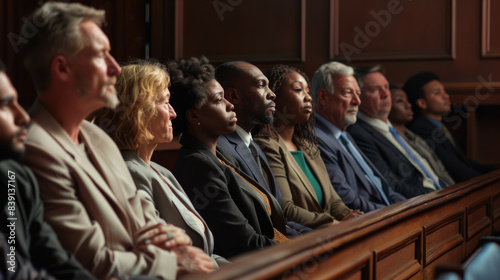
<box><xmin>403</xmin><ymin>71</ymin><xmax>495</xmax><ymax>182</ymax></box>
<box><xmin>347</xmin><ymin>65</ymin><xmax>438</xmax><ymax>199</ymax></box>
<box><xmin>215</xmin><ymin>61</ymin><xmax>310</xmax><ymax>234</ymax></box>
<box><xmin>0</xmin><ymin>59</ymin><xmax>96</xmax><ymax>280</ymax></box>
<box><xmin>311</xmin><ymin>61</ymin><xmax>406</xmax><ymax>213</ymax></box>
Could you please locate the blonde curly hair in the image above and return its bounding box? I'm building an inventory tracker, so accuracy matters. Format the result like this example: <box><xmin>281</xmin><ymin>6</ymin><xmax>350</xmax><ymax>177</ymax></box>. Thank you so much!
<box><xmin>92</xmin><ymin>59</ymin><xmax>170</xmax><ymax>153</ymax></box>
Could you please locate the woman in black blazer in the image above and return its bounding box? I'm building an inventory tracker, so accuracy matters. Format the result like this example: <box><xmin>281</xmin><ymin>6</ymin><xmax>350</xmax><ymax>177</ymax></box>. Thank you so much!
<box><xmin>168</xmin><ymin>57</ymin><xmax>289</xmax><ymax>258</ymax></box>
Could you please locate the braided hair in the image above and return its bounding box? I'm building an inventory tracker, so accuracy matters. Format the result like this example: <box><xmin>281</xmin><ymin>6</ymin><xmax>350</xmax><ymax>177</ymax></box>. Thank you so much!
<box><xmin>257</xmin><ymin>64</ymin><xmax>318</xmax><ymax>155</ymax></box>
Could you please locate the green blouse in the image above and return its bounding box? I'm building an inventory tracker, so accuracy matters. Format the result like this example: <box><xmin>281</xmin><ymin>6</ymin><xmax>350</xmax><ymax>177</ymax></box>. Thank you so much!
<box><xmin>290</xmin><ymin>150</ymin><xmax>324</xmax><ymax>206</ymax></box>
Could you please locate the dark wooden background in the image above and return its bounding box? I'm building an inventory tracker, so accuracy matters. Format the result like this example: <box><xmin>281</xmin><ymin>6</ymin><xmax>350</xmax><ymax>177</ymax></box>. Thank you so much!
<box><xmin>1</xmin><ymin>0</ymin><xmax>499</xmax><ymax>167</ymax></box>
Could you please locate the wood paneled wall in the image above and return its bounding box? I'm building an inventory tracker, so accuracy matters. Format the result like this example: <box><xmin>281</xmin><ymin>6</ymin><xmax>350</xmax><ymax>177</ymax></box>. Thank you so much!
<box><xmin>0</xmin><ymin>0</ymin><xmax>147</xmax><ymax>109</ymax></box>
<box><xmin>1</xmin><ymin>0</ymin><xmax>499</xmax><ymax>165</ymax></box>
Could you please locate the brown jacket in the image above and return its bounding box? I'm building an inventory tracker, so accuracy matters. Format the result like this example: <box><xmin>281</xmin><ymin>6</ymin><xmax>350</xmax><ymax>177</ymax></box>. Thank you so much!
<box><xmin>255</xmin><ymin>135</ymin><xmax>351</xmax><ymax>229</ymax></box>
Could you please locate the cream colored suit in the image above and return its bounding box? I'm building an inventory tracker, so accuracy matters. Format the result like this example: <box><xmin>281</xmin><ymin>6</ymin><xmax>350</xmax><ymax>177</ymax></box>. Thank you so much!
<box><xmin>22</xmin><ymin>101</ymin><xmax>177</xmax><ymax>279</ymax></box>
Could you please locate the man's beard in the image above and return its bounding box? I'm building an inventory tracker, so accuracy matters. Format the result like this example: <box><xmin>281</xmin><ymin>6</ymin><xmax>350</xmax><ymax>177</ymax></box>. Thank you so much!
<box><xmin>344</xmin><ymin>115</ymin><xmax>357</xmax><ymax>126</ymax></box>
<box><xmin>0</xmin><ymin>140</ymin><xmax>25</xmax><ymax>161</ymax></box>
<box><xmin>74</xmin><ymin>70</ymin><xmax>120</xmax><ymax>110</ymax></box>
<box><xmin>343</xmin><ymin>106</ymin><xmax>358</xmax><ymax>126</ymax></box>
<box><xmin>256</xmin><ymin>114</ymin><xmax>274</xmax><ymax>125</ymax></box>
<box><xmin>101</xmin><ymin>85</ymin><xmax>120</xmax><ymax>109</ymax></box>
<box><xmin>253</xmin><ymin>103</ymin><xmax>275</xmax><ymax>125</ymax></box>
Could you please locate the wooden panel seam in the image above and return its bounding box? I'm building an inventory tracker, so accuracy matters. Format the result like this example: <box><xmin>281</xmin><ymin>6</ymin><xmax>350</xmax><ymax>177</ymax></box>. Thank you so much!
<box><xmin>316</xmin><ymin>251</ymin><xmax>372</xmax><ymax>280</ymax></box>
<box><xmin>481</xmin><ymin>0</ymin><xmax>500</xmax><ymax>58</ymax></box>
<box><xmin>374</xmin><ymin>228</ymin><xmax>422</xmax><ymax>280</ymax></box>
<box><xmin>466</xmin><ymin>198</ymin><xmax>492</xmax><ymax>241</ymax></box>
<box><xmin>423</xmin><ymin>209</ymin><xmax>465</xmax><ymax>266</ymax></box>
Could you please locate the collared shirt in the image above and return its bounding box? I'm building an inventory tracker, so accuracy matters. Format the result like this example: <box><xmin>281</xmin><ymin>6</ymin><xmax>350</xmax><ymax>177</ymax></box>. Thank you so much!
<box><xmin>315</xmin><ymin>114</ymin><xmax>386</xmax><ymax>195</ymax></box>
<box><xmin>315</xmin><ymin>114</ymin><xmax>361</xmax><ymax>155</ymax></box>
<box><xmin>235</xmin><ymin>125</ymin><xmax>252</xmax><ymax>147</ymax></box>
<box><xmin>316</xmin><ymin>114</ymin><xmax>342</xmax><ymax>140</ymax></box>
<box><xmin>357</xmin><ymin>112</ymin><xmax>439</xmax><ymax>190</ymax></box>
<box><xmin>425</xmin><ymin>116</ymin><xmax>442</xmax><ymax>128</ymax></box>
<box><xmin>403</xmin><ymin>129</ymin><xmax>455</xmax><ymax>186</ymax></box>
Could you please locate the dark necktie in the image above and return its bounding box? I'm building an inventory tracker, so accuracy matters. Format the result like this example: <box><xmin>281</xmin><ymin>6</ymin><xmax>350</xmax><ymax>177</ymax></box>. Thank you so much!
<box><xmin>339</xmin><ymin>132</ymin><xmax>391</xmax><ymax>206</ymax></box>
<box><xmin>249</xmin><ymin>141</ymin><xmax>262</xmax><ymax>170</ymax></box>
<box><xmin>441</xmin><ymin>125</ymin><xmax>458</xmax><ymax>149</ymax></box>
<box><xmin>388</xmin><ymin>127</ymin><xmax>441</xmax><ymax>189</ymax></box>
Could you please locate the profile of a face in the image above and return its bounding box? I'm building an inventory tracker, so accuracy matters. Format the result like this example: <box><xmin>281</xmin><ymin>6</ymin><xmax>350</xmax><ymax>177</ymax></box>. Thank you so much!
<box><xmin>0</xmin><ymin>72</ymin><xmax>30</xmax><ymax>159</ymax></box>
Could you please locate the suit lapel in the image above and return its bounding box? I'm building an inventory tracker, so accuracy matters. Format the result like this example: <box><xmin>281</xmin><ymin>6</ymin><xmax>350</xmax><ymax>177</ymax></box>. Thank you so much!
<box><xmin>358</xmin><ymin>120</ymin><xmax>409</xmax><ymax>163</ymax></box>
<box><xmin>33</xmin><ymin>105</ymin><xmax>120</xmax><ymax>207</ymax></box>
<box><xmin>225</xmin><ymin>133</ymin><xmax>269</xmax><ymax>188</ymax></box>
<box><xmin>279</xmin><ymin>137</ymin><xmax>321</xmax><ymax>207</ymax></box>
<box><xmin>344</xmin><ymin>132</ymin><xmax>385</xmax><ymax>199</ymax></box>
<box><xmin>316</xmin><ymin>117</ymin><xmax>381</xmax><ymax>200</ymax></box>
<box><xmin>155</xmin><ymin>162</ymin><xmax>214</xmax><ymax>252</ymax></box>
<box><xmin>32</xmin><ymin>103</ymin><xmax>135</xmax><ymax>234</ymax></box>
<box><xmin>300</xmin><ymin>146</ymin><xmax>332</xmax><ymax>208</ymax></box>
<box><xmin>78</xmin><ymin>124</ymin><xmax>137</xmax><ymax>232</ymax></box>
<box><xmin>216</xmin><ymin>148</ymin><xmax>285</xmax><ymax>232</ymax></box>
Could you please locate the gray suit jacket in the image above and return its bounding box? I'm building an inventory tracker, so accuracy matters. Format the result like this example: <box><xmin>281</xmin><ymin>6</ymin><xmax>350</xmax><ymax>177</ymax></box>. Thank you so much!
<box><xmin>22</xmin><ymin>101</ymin><xmax>177</xmax><ymax>279</ymax></box>
<box><xmin>121</xmin><ymin>150</ymin><xmax>228</xmax><ymax>267</ymax></box>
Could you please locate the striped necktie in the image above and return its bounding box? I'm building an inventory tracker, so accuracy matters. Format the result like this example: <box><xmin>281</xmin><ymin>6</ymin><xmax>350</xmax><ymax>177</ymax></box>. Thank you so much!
<box><xmin>340</xmin><ymin>132</ymin><xmax>391</xmax><ymax>206</ymax></box>
<box><xmin>388</xmin><ymin>127</ymin><xmax>441</xmax><ymax>189</ymax></box>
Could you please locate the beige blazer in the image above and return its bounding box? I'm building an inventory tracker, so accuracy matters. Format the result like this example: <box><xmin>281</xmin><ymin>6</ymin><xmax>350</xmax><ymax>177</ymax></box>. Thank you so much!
<box><xmin>255</xmin><ymin>135</ymin><xmax>351</xmax><ymax>229</ymax></box>
<box><xmin>22</xmin><ymin>101</ymin><xmax>177</xmax><ymax>279</ymax></box>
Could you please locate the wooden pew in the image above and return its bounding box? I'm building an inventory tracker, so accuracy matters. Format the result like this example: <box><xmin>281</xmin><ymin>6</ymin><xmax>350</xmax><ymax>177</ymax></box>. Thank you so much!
<box><xmin>181</xmin><ymin>169</ymin><xmax>500</xmax><ymax>280</ymax></box>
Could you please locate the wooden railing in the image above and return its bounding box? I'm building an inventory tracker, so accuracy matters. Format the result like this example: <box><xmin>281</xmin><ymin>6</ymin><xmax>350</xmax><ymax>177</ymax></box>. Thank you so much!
<box><xmin>181</xmin><ymin>170</ymin><xmax>500</xmax><ymax>280</ymax></box>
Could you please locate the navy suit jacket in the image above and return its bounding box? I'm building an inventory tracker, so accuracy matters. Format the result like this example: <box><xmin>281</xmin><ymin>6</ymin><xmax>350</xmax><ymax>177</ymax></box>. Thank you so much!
<box><xmin>218</xmin><ymin>132</ymin><xmax>311</xmax><ymax>234</ymax></box>
<box><xmin>218</xmin><ymin>132</ymin><xmax>282</xmax><ymax>202</ymax></box>
<box><xmin>347</xmin><ymin>119</ymin><xmax>434</xmax><ymax>199</ymax></box>
<box><xmin>314</xmin><ymin>117</ymin><xmax>406</xmax><ymax>213</ymax></box>
<box><xmin>408</xmin><ymin>116</ymin><xmax>495</xmax><ymax>183</ymax></box>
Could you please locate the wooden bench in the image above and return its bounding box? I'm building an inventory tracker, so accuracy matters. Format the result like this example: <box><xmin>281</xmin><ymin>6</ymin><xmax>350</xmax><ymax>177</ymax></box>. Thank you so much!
<box><xmin>180</xmin><ymin>169</ymin><xmax>500</xmax><ymax>280</ymax></box>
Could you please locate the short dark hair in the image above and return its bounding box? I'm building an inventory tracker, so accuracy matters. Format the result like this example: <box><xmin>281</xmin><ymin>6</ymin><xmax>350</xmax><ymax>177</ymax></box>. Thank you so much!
<box><xmin>167</xmin><ymin>56</ymin><xmax>215</xmax><ymax>136</ymax></box>
<box><xmin>354</xmin><ymin>64</ymin><xmax>385</xmax><ymax>89</ymax></box>
<box><xmin>402</xmin><ymin>71</ymin><xmax>440</xmax><ymax>113</ymax></box>
<box><xmin>0</xmin><ymin>59</ymin><xmax>5</xmax><ymax>72</ymax></box>
<box><xmin>214</xmin><ymin>61</ymin><xmax>244</xmax><ymax>89</ymax></box>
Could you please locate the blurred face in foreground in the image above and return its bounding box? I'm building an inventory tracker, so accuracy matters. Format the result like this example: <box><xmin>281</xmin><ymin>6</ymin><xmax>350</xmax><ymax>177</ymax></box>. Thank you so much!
<box><xmin>0</xmin><ymin>72</ymin><xmax>30</xmax><ymax>159</ymax></box>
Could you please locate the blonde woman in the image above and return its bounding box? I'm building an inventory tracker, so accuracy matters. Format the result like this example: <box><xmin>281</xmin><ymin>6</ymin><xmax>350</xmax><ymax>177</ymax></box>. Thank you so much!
<box><xmin>92</xmin><ymin>59</ymin><xmax>225</xmax><ymax>269</ymax></box>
